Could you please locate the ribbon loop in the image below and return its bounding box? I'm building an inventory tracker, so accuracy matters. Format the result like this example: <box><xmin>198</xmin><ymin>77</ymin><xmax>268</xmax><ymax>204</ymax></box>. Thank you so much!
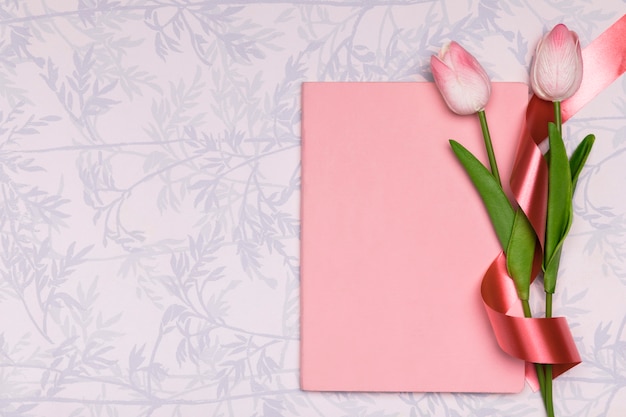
<box><xmin>482</xmin><ymin>255</ymin><xmax>581</xmax><ymax>374</ymax></box>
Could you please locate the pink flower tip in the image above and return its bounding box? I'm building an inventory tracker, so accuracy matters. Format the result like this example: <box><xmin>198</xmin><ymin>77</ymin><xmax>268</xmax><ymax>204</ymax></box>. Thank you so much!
<box><xmin>530</xmin><ymin>23</ymin><xmax>583</xmax><ymax>102</ymax></box>
<box><xmin>430</xmin><ymin>41</ymin><xmax>491</xmax><ymax>116</ymax></box>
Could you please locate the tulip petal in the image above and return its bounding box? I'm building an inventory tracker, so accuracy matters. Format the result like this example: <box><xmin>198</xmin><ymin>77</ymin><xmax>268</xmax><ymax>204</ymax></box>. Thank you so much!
<box><xmin>430</xmin><ymin>42</ymin><xmax>491</xmax><ymax>115</ymax></box>
<box><xmin>530</xmin><ymin>24</ymin><xmax>583</xmax><ymax>101</ymax></box>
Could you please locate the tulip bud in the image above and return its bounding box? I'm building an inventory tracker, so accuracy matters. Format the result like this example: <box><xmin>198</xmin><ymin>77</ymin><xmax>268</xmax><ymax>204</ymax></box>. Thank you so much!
<box><xmin>530</xmin><ymin>24</ymin><xmax>583</xmax><ymax>102</ymax></box>
<box><xmin>430</xmin><ymin>42</ymin><xmax>491</xmax><ymax>115</ymax></box>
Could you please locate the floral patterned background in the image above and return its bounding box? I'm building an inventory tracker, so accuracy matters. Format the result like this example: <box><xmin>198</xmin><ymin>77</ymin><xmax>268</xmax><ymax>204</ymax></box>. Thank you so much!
<box><xmin>0</xmin><ymin>1</ymin><xmax>625</xmax><ymax>416</ymax></box>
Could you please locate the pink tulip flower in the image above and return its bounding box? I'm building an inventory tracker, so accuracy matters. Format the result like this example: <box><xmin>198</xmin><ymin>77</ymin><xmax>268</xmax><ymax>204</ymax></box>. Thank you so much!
<box><xmin>530</xmin><ymin>23</ymin><xmax>583</xmax><ymax>102</ymax></box>
<box><xmin>430</xmin><ymin>42</ymin><xmax>491</xmax><ymax>115</ymax></box>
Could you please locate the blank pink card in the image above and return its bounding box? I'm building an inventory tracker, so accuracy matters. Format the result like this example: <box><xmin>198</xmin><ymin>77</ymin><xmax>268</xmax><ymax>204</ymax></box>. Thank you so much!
<box><xmin>300</xmin><ymin>82</ymin><xmax>528</xmax><ymax>393</ymax></box>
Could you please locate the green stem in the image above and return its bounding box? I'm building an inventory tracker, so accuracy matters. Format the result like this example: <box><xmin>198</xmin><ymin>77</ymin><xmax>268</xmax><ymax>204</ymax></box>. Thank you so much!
<box><xmin>478</xmin><ymin>110</ymin><xmax>502</xmax><ymax>186</ymax></box>
<box><xmin>544</xmin><ymin>292</ymin><xmax>554</xmax><ymax>417</ymax></box>
<box><xmin>478</xmin><ymin>108</ymin><xmax>551</xmax><ymax>410</ymax></box>
<box><xmin>554</xmin><ymin>101</ymin><xmax>562</xmax><ymax>135</ymax></box>
<box><xmin>546</xmin><ymin>292</ymin><xmax>553</xmax><ymax>317</ymax></box>
<box><xmin>545</xmin><ymin>364</ymin><xmax>554</xmax><ymax>417</ymax></box>
<box><xmin>522</xmin><ymin>300</ymin><xmax>547</xmax><ymax>405</ymax></box>
<box><xmin>543</xmin><ymin>100</ymin><xmax>560</xmax><ymax>417</ymax></box>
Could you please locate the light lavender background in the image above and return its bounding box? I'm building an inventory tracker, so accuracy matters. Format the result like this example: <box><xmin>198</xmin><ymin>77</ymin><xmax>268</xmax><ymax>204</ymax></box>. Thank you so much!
<box><xmin>1</xmin><ymin>1</ymin><xmax>625</xmax><ymax>416</ymax></box>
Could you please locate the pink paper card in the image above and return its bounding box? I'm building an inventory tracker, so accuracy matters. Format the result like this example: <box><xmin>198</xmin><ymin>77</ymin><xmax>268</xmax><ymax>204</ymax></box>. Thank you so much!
<box><xmin>300</xmin><ymin>82</ymin><xmax>528</xmax><ymax>393</ymax></box>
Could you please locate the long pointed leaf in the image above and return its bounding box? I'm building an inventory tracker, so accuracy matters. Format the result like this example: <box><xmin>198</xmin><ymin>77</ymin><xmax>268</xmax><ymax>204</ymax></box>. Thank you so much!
<box><xmin>544</xmin><ymin>122</ymin><xmax>573</xmax><ymax>293</ymax></box>
<box><xmin>506</xmin><ymin>209</ymin><xmax>536</xmax><ymax>301</ymax></box>
<box><xmin>542</xmin><ymin>134</ymin><xmax>594</xmax><ymax>293</ymax></box>
<box><xmin>543</xmin><ymin>246</ymin><xmax>562</xmax><ymax>295</ymax></box>
<box><xmin>570</xmin><ymin>134</ymin><xmax>595</xmax><ymax>190</ymax></box>
<box><xmin>449</xmin><ymin>140</ymin><xmax>515</xmax><ymax>249</ymax></box>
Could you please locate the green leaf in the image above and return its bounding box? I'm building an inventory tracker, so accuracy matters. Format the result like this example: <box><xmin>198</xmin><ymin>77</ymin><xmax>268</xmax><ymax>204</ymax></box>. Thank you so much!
<box><xmin>542</xmin><ymin>134</ymin><xmax>594</xmax><ymax>294</ymax></box>
<box><xmin>543</xmin><ymin>122</ymin><xmax>573</xmax><ymax>293</ymax></box>
<box><xmin>570</xmin><ymin>134</ymin><xmax>595</xmax><ymax>190</ymax></box>
<box><xmin>543</xmin><ymin>246</ymin><xmax>562</xmax><ymax>294</ymax></box>
<box><xmin>449</xmin><ymin>140</ymin><xmax>515</xmax><ymax>249</ymax></box>
<box><xmin>506</xmin><ymin>209</ymin><xmax>536</xmax><ymax>301</ymax></box>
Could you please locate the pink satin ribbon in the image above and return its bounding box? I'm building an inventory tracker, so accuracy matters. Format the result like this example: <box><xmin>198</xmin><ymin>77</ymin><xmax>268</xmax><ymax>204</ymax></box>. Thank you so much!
<box><xmin>483</xmin><ymin>14</ymin><xmax>626</xmax><ymax>387</ymax></box>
